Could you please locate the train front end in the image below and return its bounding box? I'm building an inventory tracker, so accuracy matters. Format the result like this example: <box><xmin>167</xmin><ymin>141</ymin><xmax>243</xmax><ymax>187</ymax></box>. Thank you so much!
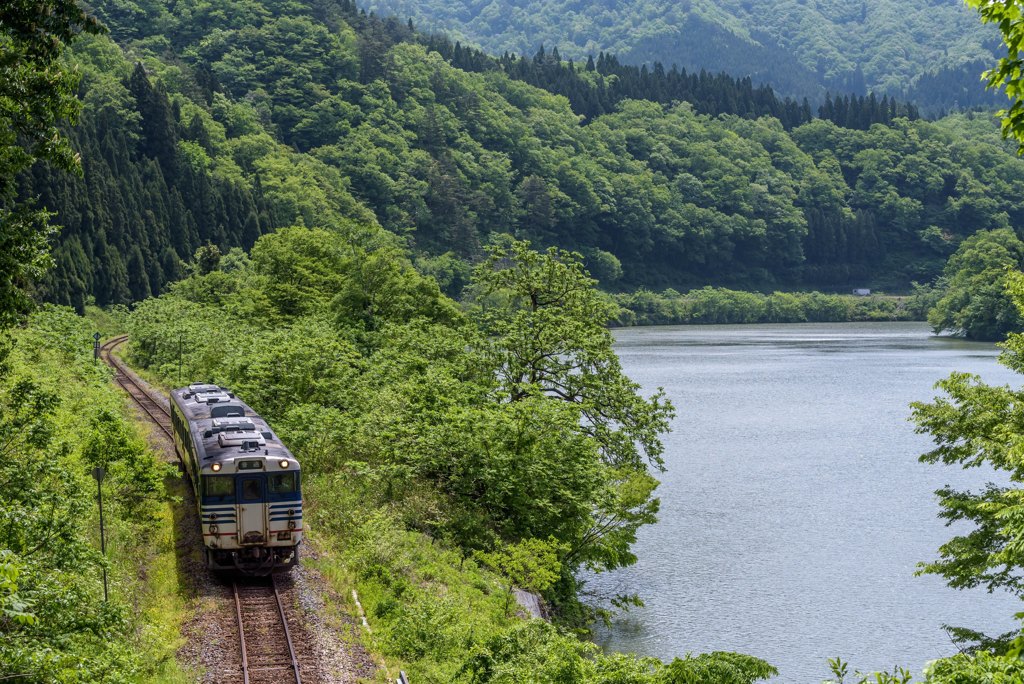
<box><xmin>199</xmin><ymin>453</ymin><xmax>302</xmax><ymax>573</ymax></box>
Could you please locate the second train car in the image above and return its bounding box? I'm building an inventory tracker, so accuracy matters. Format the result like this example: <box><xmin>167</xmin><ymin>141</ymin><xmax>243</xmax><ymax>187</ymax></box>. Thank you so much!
<box><xmin>170</xmin><ymin>383</ymin><xmax>302</xmax><ymax>573</ymax></box>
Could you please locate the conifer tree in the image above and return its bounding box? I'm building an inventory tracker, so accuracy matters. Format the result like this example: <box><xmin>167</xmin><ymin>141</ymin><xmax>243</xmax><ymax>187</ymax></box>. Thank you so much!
<box><xmin>0</xmin><ymin>0</ymin><xmax>101</xmax><ymax>326</ymax></box>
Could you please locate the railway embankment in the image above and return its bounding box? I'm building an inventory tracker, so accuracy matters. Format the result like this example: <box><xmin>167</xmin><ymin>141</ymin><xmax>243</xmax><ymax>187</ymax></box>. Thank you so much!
<box><xmin>0</xmin><ymin>307</ymin><xmax>190</xmax><ymax>681</ymax></box>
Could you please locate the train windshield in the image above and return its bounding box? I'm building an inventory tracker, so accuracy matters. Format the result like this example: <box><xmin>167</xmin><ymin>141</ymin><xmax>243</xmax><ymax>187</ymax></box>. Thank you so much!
<box><xmin>240</xmin><ymin>477</ymin><xmax>262</xmax><ymax>501</ymax></box>
<box><xmin>202</xmin><ymin>475</ymin><xmax>235</xmax><ymax>502</ymax></box>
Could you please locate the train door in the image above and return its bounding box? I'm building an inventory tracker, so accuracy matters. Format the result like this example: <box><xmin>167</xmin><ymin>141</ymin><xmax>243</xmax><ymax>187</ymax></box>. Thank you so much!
<box><xmin>236</xmin><ymin>475</ymin><xmax>267</xmax><ymax>544</ymax></box>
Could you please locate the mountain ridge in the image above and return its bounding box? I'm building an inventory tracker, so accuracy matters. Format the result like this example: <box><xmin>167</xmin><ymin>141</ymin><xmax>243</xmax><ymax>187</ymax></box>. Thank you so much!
<box><xmin>365</xmin><ymin>0</ymin><xmax>1002</xmax><ymax>106</ymax></box>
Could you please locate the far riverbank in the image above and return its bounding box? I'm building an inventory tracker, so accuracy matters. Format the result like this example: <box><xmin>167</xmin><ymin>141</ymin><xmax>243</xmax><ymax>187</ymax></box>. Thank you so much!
<box><xmin>612</xmin><ymin>286</ymin><xmax>930</xmax><ymax>327</ymax></box>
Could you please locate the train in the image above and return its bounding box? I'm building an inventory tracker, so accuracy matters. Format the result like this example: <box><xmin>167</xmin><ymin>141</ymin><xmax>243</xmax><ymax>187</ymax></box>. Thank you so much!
<box><xmin>170</xmin><ymin>383</ymin><xmax>302</xmax><ymax>574</ymax></box>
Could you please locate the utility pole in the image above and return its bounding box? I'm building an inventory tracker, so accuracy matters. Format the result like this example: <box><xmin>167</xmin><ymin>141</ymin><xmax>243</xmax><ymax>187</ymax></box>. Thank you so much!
<box><xmin>177</xmin><ymin>333</ymin><xmax>184</xmax><ymax>386</ymax></box>
<box><xmin>92</xmin><ymin>466</ymin><xmax>108</xmax><ymax>602</ymax></box>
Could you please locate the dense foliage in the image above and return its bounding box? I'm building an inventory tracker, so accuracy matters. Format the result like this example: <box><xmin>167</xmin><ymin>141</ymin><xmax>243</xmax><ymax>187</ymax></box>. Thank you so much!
<box><xmin>899</xmin><ymin>272</ymin><xmax>1024</xmax><ymax>679</ymax></box>
<box><xmin>122</xmin><ymin>230</ymin><xmax>789</xmax><ymax>680</ymax></box>
<box><xmin>966</xmin><ymin>0</ymin><xmax>1024</xmax><ymax>152</ymax></box>
<box><xmin>365</xmin><ymin>0</ymin><xmax>998</xmax><ymax>101</ymax></box>
<box><xmin>915</xmin><ymin>278</ymin><xmax>1024</xmax><ymax>603</ymax></box>
<box><xmin>927</xmin><ymin>228</ymin><xmax>1024</xmax><ymax>340</ymax></box>
<box><xmin>902</xmin><ymin>58</ymin><xmax>1004</xmax><ymax>117</ymax></box>
<box><xmin>17</xmin><ymin>0</ymin><xmax>1024</xmax><ymax>314</ymax></box>
<box><xmin>469</xmin><ymin>47</ymin><xmax>918</xmax><ymax>129</ymax></box>
<box><xmin>0</xmin><ymin>1</ymin><xmax>101</xmax><ymax>327</ymax></box>
<box><xmin>0</xmin><ymin>308</ymin><xmax>172</xmax><ymax>682</ymax></box>
<box><xmin>127</xmin><ymin>231</ymin><xmax>672</xmax><ymax>608</ymax></box>
<box><xmin>614</xmin><ymin>287</ymin><xmax>925</xmax><ymax>326</ymax></box>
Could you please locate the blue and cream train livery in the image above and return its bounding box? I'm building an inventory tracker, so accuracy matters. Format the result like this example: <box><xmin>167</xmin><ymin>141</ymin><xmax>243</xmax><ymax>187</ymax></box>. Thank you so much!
<box><xmin>170</xmin><ymin>384</ymin><xmax>302</xmax><ymax>573</ymax></box>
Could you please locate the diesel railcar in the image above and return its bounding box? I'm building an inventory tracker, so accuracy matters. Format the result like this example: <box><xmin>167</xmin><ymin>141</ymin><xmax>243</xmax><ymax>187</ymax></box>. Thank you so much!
<box><xmin>170</xmin><ymin>383</ymin><xmax>302</xmax><ymax>573</ymax></box>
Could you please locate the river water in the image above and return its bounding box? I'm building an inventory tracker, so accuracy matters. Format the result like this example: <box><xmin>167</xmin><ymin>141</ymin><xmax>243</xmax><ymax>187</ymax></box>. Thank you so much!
<box><xmin>593</xmin><ymin>322</ymin><xmax>1022</xmax><ymax>682</ymax></box>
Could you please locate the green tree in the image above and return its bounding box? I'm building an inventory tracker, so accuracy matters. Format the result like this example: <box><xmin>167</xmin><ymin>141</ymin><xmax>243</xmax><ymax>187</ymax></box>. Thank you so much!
<box><xmin>0</xmin><ymin>307</ymin><xmax>166</xmax><ymax>681</ymax></box>
<box><xmin>0</xmin><ymin>1</ymin><xmax>102</xmax><ymax>327</ymax></box>
<box><xmin>469</xmin><ymin>237</ymin><xmax>674</xmax><ymax>588</ymax></box>
<box><xmin>928</xmin><ymin>229</ymin><xmax>1024</xmax><ymax>341</ymax></box>
<box><xmin>965</xmin><ymin>0</ymin><xmax>1024</xmax><ymax>151</ymax></box>
<box><xmin>477</xmin><ymin>537</ymin><xmax>567</xmax><ymax>615</ymax></box>
<box><xmin>459</xmin><ymin>620</ymin><xmax>777</xmax><ymax>684</ymax></box>
<box><xmin>910</xmin><ymin>272</ymin><xmax>1024</xmax><ymax>658</ymax></box>
<box><xmin>193</xmin><ymin>242</ymin><xmax>223</xmax><ymax>276</ymax></box>
<box><xmin>471</xmin><ymin>237</ymin><xmax>673</xmax><ymax>471</ymax></box>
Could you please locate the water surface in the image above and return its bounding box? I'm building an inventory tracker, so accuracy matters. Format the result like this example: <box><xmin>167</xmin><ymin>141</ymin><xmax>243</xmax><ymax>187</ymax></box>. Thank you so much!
<box><xmin>593</xmin><ymin>322</ymin><xmax>1021</xmax><ymax>682</ymax></box>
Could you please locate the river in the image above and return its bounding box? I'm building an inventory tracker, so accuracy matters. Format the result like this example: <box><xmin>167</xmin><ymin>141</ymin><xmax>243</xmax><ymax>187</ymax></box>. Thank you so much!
<box><xmin>593</xmin><ymin>321</ymin><xmax>1022</xmax><ymax>682</ymax></box>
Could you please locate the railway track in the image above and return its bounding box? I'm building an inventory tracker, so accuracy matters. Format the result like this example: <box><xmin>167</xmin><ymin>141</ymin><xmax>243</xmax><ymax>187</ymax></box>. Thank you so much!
<box><xmin>233</xmin><ymin>575</ymin><xmax>303</xmax><ymax>684</ymax></box>
<box><xmin>99</xmin><ymin>337</ymin><xmax>306</xmax><ymax>684</ymax></box>
<box><xmin>100</xmin><ymin>335</ymin><xmax>173</xmax><ymax>440</ymax></box>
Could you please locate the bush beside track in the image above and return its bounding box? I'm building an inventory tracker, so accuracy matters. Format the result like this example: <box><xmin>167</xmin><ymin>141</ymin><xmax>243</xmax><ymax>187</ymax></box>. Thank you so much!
<box><xmin>0</xmin><ymin>306</ymin><xmax>191</xmax><ymax>683</ymax></box>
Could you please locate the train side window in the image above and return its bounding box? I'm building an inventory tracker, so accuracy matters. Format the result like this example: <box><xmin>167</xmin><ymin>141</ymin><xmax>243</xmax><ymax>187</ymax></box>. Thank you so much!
<box><xmin>203</xmin><ymin>475</ymin><xmax>234</xmax><ymax>500</ymax></box>
<box><xmin>267</xmin><ymin>472</ymin><xmax>297</xmax><ymax>494</ymax></box>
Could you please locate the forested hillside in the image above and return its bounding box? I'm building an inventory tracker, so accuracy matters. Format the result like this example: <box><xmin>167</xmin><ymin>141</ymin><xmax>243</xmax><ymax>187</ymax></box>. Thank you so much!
<box><xmin>363</xmin><ymin>0</ymin><xmax>1002</xmax><ymax>106</ymax></box>
<box><xmin>24</xmin><ymin>0</ymin><xmax>1024</xmax><ymax>312</ymax></box>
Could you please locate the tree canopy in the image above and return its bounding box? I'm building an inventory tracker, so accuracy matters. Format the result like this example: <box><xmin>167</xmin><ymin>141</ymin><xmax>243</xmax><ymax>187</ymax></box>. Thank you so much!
<box><xmin>0</xmin><ymin>0</ymin><xmax>101</xmax><ymax>328</ymax></box>
<box><xmin>17</xmin><ymin>0</ymin><xmax>1024</xmax><ymax>316</ymax></box>
<box><xmin>126</xmin><ymin>230</ymin><xmax>672</xmax><ymax>615</ymax></box>
<box><xmin>928</xmin><ymin>228</ymin><xmax>1024</xmax><ymax>340</ymax></box>
<box><xmin>367</xmin><ymin>0</ymin><xmax>997</xmax><ymax>101</ymax></box>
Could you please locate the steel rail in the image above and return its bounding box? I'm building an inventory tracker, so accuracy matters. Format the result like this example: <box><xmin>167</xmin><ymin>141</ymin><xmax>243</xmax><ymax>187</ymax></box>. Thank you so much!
<box><xmin>232</xmin><ymin>577</ymin><xmax>302</xmax><ymax>684</ymax></box>
<box><xmin>103</xmin><ymin>337</ymin><xmax>301</xmax><ymax>684</ymax></box>
<box><xmin>100</xmin><ymin>335</ymin><xmax>174</xmax><ymax>440</ymax></box>
<box><xmin>233</xmin><ymin>580</ymin><xmax>251</xmax><ymax>684</ymax></box>
<box><xmin>272</xmin><ymin>573</ymin><xmax>302</xmax><ymax>684</ymax></box>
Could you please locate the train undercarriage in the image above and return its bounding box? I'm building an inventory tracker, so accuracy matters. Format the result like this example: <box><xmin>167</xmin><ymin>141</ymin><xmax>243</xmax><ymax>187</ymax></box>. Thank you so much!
<box><xmin>205</xmin><ymin>544</ymin><xmax>300</xmax><ymax>575</ymax></box>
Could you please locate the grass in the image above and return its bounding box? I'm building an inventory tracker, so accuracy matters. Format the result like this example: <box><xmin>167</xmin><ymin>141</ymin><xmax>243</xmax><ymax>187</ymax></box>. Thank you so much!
<box><xmin>128</xmin><ymin>479</ymin><xmax>196</xmax><ymax>683</ymax></box>
<box><xmin>96</xmin><ymin>439</ymin><xmax>196</xmax><ymax>682</ymax></box>
<box><xmin>84</xmin><ymin>304</ymin><xmax>129</xmax><ymax>338</ymax></box>
<box><xmin>303</xmin><ymin>473</ymin><xmax>525</xmax><ymax>683</ymax></box>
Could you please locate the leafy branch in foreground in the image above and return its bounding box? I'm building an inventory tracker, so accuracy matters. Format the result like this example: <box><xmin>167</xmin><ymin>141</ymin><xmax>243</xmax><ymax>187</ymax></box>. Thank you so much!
<box><xmin>966</xmin><ymin>0</ymin><xmax>1024</xmax><ymax>152</ymax></box>
<box><xmin>896</xmin><ymin>269</ymin><xmax>1024</xmax><ymax>680</ymax></box>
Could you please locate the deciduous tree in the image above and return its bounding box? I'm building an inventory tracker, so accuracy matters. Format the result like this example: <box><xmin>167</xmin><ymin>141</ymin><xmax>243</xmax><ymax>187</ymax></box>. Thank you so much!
<box><xmin>469</xmin><ymin>237</ymin><xmax>674</xmax><ymax>590</ymax></box>
<box><xmin>927</xmin><ymin>228</ymin><xmax>1024</xmax><ymax>340</ymax></box>
<box><xmin>910</xmin><ymin>271</ymin><xmax>1024</xmax><ymax>661</ymax></box>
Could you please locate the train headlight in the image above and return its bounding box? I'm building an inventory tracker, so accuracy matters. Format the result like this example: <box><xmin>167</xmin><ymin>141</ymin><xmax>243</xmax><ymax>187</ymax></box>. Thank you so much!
<box><xmin>279</xmin><ymin>459</ymin><xmax>289</xmax><ymax>469</ymax></box>
<box><xmin>211</xmin><ymin>463</ymin><xmax>221</xmax><ymax>472</ymax></box>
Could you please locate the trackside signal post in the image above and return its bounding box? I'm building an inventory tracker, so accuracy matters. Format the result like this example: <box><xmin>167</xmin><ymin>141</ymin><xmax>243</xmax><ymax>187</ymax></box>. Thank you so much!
<box><xmin>92</xmin><ymin>466</ymin><xmax>108</xmax><ymax>602</ymax></box>
<box><xmin>93</xmin><ymin>332</ymin><xmax>100</xmax><ymax>363</ymax></box>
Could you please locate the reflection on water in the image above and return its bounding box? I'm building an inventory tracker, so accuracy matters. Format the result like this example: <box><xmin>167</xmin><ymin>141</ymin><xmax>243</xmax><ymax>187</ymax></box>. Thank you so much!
<box><xmin>592</xmin><ymin>322</ymin><xmax>1021</xmax><ymax>683</ymax></box>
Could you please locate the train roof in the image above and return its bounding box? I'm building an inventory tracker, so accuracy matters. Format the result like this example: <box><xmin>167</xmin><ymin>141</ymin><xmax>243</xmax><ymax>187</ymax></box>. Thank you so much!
<box><xmin>170</xmin><ymin>384</ymin><xmax>296</xmax><ymax>466</ymax></box>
